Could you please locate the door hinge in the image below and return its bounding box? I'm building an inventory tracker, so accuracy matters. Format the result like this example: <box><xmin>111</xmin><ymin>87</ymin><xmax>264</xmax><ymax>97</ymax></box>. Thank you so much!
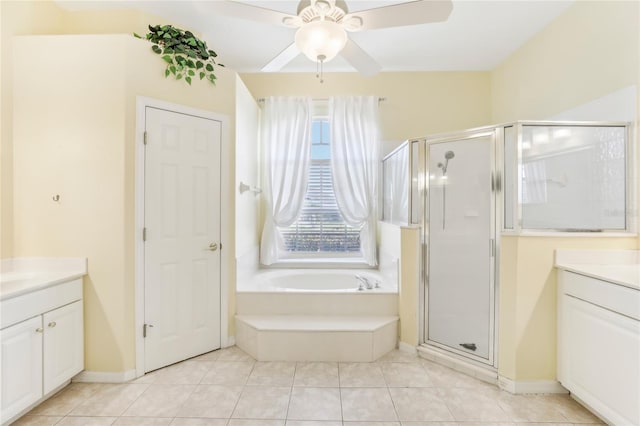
<box><xmin>143</xmin><ymin>131</ymin><xmax>148</xmax><ymax>145</ymax></box>
<box><xmin>142</xmin><ymin>227</ymin><xmax>147</xmax><ymax>241</ymax></box>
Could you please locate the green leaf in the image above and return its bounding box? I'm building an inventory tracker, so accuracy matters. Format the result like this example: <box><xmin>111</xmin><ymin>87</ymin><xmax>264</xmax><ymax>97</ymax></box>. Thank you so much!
<box><xmin>161</xmin><ymin>55</ymin><xmax>173</xmax><ymax>64</ymax></box>
<box><xmin>205</xmin><ymin>63</ymin><xmax>214</xmax><ymax>72</ymax></box>
<box><xmin>188</xmin><ymin>69</ymin><xmax>195</xmax><ymax>76</ymax></box>
<box><xmin>185</xmin><ymin>76</ymin><xmax>192</xmax><ymax>85</ymax></box>
<box><xmin>176</xmin><ymin>74</ymin><xmax>183</xmax><ymax>80</ymax></box>
<box><xmin>199</xmin><ymin>72</ymin><xmax>205</xmax><ymax>80</ymax></box>
<box><xmin>208</xmin><ymin>50</ymin><xmax>217</xmax><ymax>58</ymax></box>
<box><xmin>163</xmin><ymin>33</ymin><xmax>171</xmax><ymax>39</ymax></box>
<box><xmin>165</xmin><ymin>68</ymin><xmax>170</xmax><ymax>78</ymax></box>
<box><xmin>186</xmin><ymin>59</ymin><xmax>195</xmax><ymax>68</ymax></box>
<box><xmin>187</xmin><ymin>50</ymin><xmax>196</xmax><ymax>58</ymax></box>
<box><xmin>133</xmin><ymin>32</ymin><xmax>141</xmax><ymax>39</ymax></box>
<box><xmin>169</xmin><ymin>65</ymin><xmax>177</xmax><ymax>75</ymax></box>
<box><xmin>163</xmin><ymin>48</ymin><xmax>174</xmax><ymax>55</ymax></box>
<box><xmin>152</xmin><ymin>45</ymin><xmax>162</xmax><ymax>54</ymax></box>
<box><xmin>196</xmin><ymin>61</ymin><xmax>203</xmax><ymax>69</ymax></box>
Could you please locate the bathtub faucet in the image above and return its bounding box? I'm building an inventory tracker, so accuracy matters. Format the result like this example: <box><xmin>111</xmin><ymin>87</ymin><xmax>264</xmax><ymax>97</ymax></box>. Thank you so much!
<box><xmin>355</xmin><ymin>275</ymin><xmax>373</xmax><ymax>290</ymax></box>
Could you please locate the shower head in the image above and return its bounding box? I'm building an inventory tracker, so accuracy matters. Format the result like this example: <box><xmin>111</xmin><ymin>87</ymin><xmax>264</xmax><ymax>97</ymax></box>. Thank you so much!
<box><xmin>438</xmin><ymin>150</ymin><xmax>455</xmax><ymax>175</ymax></box>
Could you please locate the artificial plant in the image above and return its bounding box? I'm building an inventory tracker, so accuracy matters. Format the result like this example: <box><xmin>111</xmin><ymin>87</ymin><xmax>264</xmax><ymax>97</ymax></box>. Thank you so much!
<box><xmin>135</xmin><ymin>24</ymin><xmax>223</xmax><ymax>86</ymax></box>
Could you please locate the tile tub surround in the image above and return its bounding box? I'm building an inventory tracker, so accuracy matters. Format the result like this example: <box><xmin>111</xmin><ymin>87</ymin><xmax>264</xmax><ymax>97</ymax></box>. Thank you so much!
<box><xmin>14</xmin><ymin>346</ymin><xmax>604</xmax><ymax>425</ymax></box>
<box><xmin>235</xmin><ymin>268</ymin><xmax>399</xmax><ymax>362</ymax></box>
<box><xmin>0</xmin><ymin>257</ymin><xmax>87</xmax><ymax>301</ymax></box>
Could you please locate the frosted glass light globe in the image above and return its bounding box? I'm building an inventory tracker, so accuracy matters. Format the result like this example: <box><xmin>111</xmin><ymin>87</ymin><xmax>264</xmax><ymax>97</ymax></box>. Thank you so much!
<box><xmin>295</xmin><ymin>20</ymin><xmax>347</xmax><ymax>62</ymax></box>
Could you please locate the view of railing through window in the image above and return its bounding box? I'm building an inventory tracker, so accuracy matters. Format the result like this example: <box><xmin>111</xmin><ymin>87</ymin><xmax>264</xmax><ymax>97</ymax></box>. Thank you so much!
<box><xmin>281</xmin><ymin>119</ymin><xmax>361</xmax><ymax>253</ymax></box>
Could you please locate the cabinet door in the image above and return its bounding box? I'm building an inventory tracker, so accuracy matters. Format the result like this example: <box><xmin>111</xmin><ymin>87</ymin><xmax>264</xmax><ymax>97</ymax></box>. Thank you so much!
<box><xmin>1</xmin><ymin>316</ymin><xmax>43</xmax><ymax>423</ymax></box>
<box><xmin>43</xmin><ymin>301</ymin><xmax>84</xmax><ymax>394</ymax></box>
<box><xmin>562</xmin><ymin>294</ymin><xmax>640</xmax><ymax>425</ymax></box>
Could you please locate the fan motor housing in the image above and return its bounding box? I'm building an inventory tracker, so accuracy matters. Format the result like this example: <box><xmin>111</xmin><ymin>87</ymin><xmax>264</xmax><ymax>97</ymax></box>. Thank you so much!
<box><xmin>297</xmin><ymin>0</ymin><xmax>349</xmax><ymax>23</ymax></box>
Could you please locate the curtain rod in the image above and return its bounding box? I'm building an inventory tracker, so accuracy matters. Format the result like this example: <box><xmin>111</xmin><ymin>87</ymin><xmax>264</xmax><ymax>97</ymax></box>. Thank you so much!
<box><xmin>256</xmin><ymin>97</ymin><xmax>387</xmax><ymax>103</ymax></box>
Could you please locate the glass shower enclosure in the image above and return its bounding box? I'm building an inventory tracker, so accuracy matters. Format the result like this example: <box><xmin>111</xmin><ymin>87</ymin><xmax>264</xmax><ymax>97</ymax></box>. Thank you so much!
<box><xmin>383</xmin><ymin>121</ymin><xmax>631</xmax><ymax>368</ymax></box>
<box><xmin>424</xmin><ymin>128</ymin><xmax>497</xmax><ymax>364</ymax></box>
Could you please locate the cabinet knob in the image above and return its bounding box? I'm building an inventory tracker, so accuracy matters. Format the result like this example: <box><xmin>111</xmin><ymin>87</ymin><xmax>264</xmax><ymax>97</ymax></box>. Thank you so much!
<box><xmin>35</xmin><ymin>327</ymin><xmax>43</xmax><ymax>333</ymax></box>
<box><xmin>48</xmin><ymin>321</ymin><xmax>57</xmax><ymax>328</ymax></box>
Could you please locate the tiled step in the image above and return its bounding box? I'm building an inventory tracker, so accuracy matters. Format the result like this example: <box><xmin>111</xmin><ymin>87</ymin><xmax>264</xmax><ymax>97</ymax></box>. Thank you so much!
<box><xmin>235</xmin><ymin>314</ymin><xmax>399</xmax><ymax>362</ymax></box>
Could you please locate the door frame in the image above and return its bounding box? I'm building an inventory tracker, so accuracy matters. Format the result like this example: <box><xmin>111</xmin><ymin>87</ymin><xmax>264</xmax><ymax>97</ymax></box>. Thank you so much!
<box><xmin>420</xmin><ymin>127</ymin><xmax>500</xmax><ymax>368</ymax></box>
<box><xmin>134</xmin><ymin>96</ymin><xmax>230</xmax><ymax>378</ymax></box>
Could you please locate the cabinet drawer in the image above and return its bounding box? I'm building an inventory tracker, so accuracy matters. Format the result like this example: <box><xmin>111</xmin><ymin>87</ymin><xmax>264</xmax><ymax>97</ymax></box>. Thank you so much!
<box><xmin>1</xmin><ymin>279</ymin><xmax>83</xmax><ymax>329</ymax></box>
<box><xmin>562</xmin><ymin>271</ymin><xmax>640</xmax><ymax>320</ymax></box>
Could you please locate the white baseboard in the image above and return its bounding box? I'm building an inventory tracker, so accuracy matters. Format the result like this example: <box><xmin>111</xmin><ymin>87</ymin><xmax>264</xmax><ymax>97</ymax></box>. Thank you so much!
<box><xmin>498</xmin><ymin>375</ymin><xmax>569</xmax><ymax>394</ymax></box>
<box><xmin>225</xmin><ymin>335</ymin><xmax>235</xmax><ymax>348</ymax></box>
<box><xmin>73</xmin><ymin>369</ymin><xmax>137</xmax><ymax>383</ymax></box>
<box><xmin>398</xmin><ymin>341</ymin><xmax>418</xmax><ymax>355</ymax></box>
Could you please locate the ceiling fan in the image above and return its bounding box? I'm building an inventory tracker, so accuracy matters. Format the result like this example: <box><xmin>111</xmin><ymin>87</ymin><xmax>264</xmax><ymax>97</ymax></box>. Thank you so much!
<box><xmin>206</xmin><ymin>0</ymin><xmax>453</xmax><ymax>77</ymax></box>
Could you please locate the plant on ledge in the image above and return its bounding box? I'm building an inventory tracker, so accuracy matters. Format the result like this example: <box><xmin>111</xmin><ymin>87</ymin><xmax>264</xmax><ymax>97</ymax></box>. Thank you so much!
<box><xmin>134</xmin><ymin>24</ymin><xmax>223</xmax><ymax>86</ymax></box>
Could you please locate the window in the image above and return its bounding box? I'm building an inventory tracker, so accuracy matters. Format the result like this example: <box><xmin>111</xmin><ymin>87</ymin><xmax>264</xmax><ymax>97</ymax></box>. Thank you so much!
<box><xmin>280</xmin><ymin>118</ymin><xmax>361</xmax><ymax>255</ymax></box>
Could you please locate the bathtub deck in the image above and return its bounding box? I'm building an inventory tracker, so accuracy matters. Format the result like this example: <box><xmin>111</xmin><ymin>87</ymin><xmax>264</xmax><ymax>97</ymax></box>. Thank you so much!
<box><xmin>235</xmin><ymin>314</ymin><xmax>399</xmax><ymax>362</ymax></box>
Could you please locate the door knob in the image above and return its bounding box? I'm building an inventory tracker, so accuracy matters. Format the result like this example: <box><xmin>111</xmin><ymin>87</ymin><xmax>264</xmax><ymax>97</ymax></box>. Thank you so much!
<box><xmin>208</xmin><ymin>243</ymin><xmax>218</xmax><ymax>251</ymax></box>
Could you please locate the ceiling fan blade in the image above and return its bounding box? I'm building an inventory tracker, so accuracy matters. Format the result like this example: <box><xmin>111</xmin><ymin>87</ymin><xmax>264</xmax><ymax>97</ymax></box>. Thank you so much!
<box><xmin>340</xmin><ymin>39</ymin><xmax>382</xmax><ymax>76</ymax></box>
<box><xmin>261</xmin><ymin>43</ymin><xmax>301</xmax><ymax>72</ymax></box>
<box><xmin>348</xmin><ymin>0</ymin><xmax>453</xmax><ymax>31</ymax></box>
<box><xmin>205</xmin><ymin>1</ymin><xmax>296</xmax><ymax>27</ymax></box>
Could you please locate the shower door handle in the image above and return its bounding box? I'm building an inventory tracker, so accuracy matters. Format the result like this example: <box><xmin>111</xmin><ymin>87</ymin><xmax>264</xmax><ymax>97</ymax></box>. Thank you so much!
<box><xmin>208</xmin><ymin>243</ymin><xmax>218</xmax><ymax>251</ymax></box>
<box><xmin>489</xmin><ymin>239</ymin><xmax>495</xmax><ymax>258</ymax></box>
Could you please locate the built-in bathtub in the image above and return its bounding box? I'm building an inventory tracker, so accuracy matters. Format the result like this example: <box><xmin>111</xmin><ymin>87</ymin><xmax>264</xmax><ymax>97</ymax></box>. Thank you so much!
<box><xmin>239</xmin><ymin>268</ymin><xmax>395</xmax><ymax>293</ymax></box>
<box><xmin>235</xmin><ymin>267</ymin><xmax>399</xmax><ymax>361</ymax></box>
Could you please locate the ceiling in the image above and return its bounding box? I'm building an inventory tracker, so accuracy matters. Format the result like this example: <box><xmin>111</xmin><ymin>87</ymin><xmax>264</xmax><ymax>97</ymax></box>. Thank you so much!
<box><xmin>56</xmin><ymin>0</ymin><xmax>575</xmax><ymax>74</ymax></box>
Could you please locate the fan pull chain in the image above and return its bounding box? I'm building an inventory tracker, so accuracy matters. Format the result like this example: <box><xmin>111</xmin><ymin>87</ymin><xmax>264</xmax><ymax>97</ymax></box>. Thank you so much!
<box><xmin>316</xmin><ymin>54</ymin><xmax>326</xmax><ymax>84</ymax></box>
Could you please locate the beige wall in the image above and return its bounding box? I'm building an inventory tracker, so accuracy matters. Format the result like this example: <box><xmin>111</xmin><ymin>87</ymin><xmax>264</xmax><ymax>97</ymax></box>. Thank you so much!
<box><xmin>1</xmin><ymin>1</ymin><xmax>67</xmax><ymax>259</ymax></box>
<box><xmin>399</xmin><ymin>227</ymin><xmax>420</xmax><ymax>346</ymax></box>
<box><xmin>12</xmin><ymin>34</ymin><xmax>237</xmax><ymax>372</ymax></box>
<box><xmin>491</xmin><ymin>1</ymin><xmax>639</xmax><ymax>122</ymax></box>
<box><xmin>240</xmin><ymin>72</ymin><xmax>492</xmax><ymax>154</ymax></box>
<box><xmin>1</xmin><ymin>1</ymin><xmax>198</xmax><ymax>261</ymax></box>
<box><xmin>492</xmin><ymin>0</ymin><xmax>640</xmax><ymax>381</ymax></box>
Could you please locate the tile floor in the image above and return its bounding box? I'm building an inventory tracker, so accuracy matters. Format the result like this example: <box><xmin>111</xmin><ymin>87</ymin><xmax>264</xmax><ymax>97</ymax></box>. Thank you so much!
<box><xmin>14</xmin><ymin>346</ymin><xmax>603</xmax><ymax>426</ymax></box>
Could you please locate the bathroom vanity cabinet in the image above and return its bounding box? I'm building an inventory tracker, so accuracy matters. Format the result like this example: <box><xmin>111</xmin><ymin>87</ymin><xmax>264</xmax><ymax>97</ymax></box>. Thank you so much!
<box><xmin>0</xmin><ymin>260</ymin><xmax>86</xmax><ymax>424</ymax></box>
<box><xmin>556</xmin><ymin>262</ymin><xmax>640</xmax><ymax>426</ymax></box>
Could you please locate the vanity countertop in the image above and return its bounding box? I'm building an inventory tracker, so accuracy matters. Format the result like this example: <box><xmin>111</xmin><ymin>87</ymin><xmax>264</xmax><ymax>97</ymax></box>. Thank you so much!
<box><xmin>0</xmin><ymin>257</ymin><xmax>87</xmax><ymax>301</ymax></box>
<box><xmin>555</xmin><ymin>250</ymin><xmax>640</xmax><ymax>291</ymax></box>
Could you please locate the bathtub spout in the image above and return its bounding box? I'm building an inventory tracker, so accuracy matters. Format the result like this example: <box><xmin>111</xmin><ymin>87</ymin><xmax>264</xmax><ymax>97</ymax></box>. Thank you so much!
<box><xmin>355</xmin><ymin>275</ymin><xmax>373</xmax><ymax>290</ymax></box>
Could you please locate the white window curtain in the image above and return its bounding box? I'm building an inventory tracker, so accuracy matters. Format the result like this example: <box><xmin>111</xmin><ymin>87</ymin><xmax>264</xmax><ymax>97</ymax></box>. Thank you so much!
<box><xmin>329</xmin><ymin>96</ymin><xmax>380</xmax><ymax>265</ymax></box>
<box><xmin>260</xmin><ymin>96</ymin><xmax>312</xmax><ymax>265</ymax></box>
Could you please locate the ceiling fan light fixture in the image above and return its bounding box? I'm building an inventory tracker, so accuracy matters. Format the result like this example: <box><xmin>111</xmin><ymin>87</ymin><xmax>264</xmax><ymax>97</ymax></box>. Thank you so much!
<box><xmin>295</xmin><ymin>19</ymin><xmax>347</xmax><ymax>63</ymax></box>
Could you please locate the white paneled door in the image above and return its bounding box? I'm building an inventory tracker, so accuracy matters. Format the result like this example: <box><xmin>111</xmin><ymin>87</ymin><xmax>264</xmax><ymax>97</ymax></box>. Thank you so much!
<box><xmin>144</xmin><ymin>107</ymin><xmax>222</xmax><ymax>372</ymax></box>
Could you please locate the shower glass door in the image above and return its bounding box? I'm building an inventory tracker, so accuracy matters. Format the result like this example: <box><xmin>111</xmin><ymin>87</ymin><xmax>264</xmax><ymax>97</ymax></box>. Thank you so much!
<box><xmin>426</xmin><ymin>132</ymin><xmax>495</xmax><ymax>364</ymax></box>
